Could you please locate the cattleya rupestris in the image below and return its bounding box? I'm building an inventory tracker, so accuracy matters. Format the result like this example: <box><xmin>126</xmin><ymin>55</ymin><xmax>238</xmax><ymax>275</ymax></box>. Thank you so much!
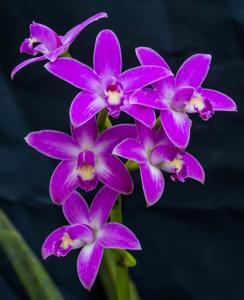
<box><xmin>12</xmin><ymin>12</ymin><xmax>237</xmax><ymax>294</ymax></box>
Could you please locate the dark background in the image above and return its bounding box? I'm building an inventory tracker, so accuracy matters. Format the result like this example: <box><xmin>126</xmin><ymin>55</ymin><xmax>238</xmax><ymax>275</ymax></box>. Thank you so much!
<box><xmin>0</xmin><ymin>0</ymin><xmax>244</xmax><ymax>299</ymax></box>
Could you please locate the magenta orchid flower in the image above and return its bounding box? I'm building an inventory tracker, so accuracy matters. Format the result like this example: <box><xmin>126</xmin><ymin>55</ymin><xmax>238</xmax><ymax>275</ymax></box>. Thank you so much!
<box><xmin>113</xmin><ymin>121</ymin><xmax>205</xmax><ymax>206</ymax></box>
<box><xmin>45</xmin><ymin>30</ymin><xmax>172</xmax><ymax>128</ymax></box>
<box><xmin>25</xmin><ymin>118</ymin><xmax>136</xmax><ymax>204</ymax></box>
<box><xmin>11</xmin><ymin>12</ymin><xmax>108</xmax><ymax>79</ymax></box>
<box><xmin>42</xmin><ymin>186</ymin><xmax>141</xmax><ymax>289</ymax></box>
<box><xmin>131</xmin><ymin>47</ymin><xmax>237</xmax><ymax>148</ymax></box>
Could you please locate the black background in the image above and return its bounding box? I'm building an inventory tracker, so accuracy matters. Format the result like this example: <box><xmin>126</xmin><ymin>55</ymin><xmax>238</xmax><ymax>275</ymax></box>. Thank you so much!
<box><xmin>0</xmin><ymin>0</ymin><xmax>244</xmax><ymax>299</ymax></box>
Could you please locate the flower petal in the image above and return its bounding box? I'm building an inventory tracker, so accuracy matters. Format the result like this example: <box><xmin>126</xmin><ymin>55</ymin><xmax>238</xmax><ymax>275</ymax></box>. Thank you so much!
<box><xmin>42</xmin><ymin>226</ymin><xmax>68</xmax><ymax>259</ymax></box>
<box><xmin>30</xmin><ymin>22</ymin><xmax>61</xmax><ymax>50</ymax></box>
<box><xmin>70</xmin><ymin>91</ymin><xmax>106</xmax><ymax>127</ymax></box>
<box><xmin>62</xmin><ymin>12</ymin><xmax>108</xmax><ymax>45</ymax></box>
<box><xmin>90</xmin><ymin>185</ymin><xmax>119</xmax><ymax>228</ymax></box>
<box><xmin>96</xmin><ymin>155</ymin><xmax>133</xmax><ymax>195</ymax></box>
<box><xmin>11</xmin><ymin>56</ymin><xmax>46</xmax><ymax>79</ymax></box>
<box><xmin>63</xmin><ymin>191</ymin><xmax>90</xmax><ymax>225</ymax></box>
<box><xmin>136</xmin><ymin>47</ymin><xmax>170</xmax><ymax>70</ymax></box>
<box><xmin>113</xmin><ymin>138</ymin><xmax>146</xmax><ymax>163</ymax></box>
<box><xmin>172</xmin><ymin>86</ymin><xmax>195</xmax><ymax>110</ymax></box>
<box><xmin>183</xmin><ymin>152</ymin><xmax>205</xmax><ymax>183</ymax></box>
<box><xmin>175</xmin><ymin>54</ymin><xmax>211</xmax><ymax>88</ymax></box>
<box><xmin>95</xmin><ymin>124</ymin><xmax>137</xmax><ymax>155</ymax></box>
<box><xmin>50</xmin><ymin>160</ymin><xmax>78</xmax><ymax>204</ymax></box>
<box><xmin>119</xmin><ymin>65</ymin><xmax>172</xmax><ymax>92</ymax></box>
<box><xmin>154</xmin><ymin>75</ymin><xmax>175</xmax><ymax>99</ymax></box>
<box><xmin>66</xmin><ymin>224</ymin><xmax>94</xmax><ymax>244</ymax></box>
<box><xmin>200</xmin><ymin>88</ymin><xmax>237</xmax><ymax>111</ymax></box>
<box><xmin>121</xmin><ymin>104</ymin><xmax>156</xmax><ymax>128</ymax></box>
<box><xmin>160</xmin><ymin>110</ymin><xmax>192</xmax><ymax>149</ymax></box>
<box><xmin>140</xmin><ymin>162</ymin><xmax>164</xmax><ymax>207</ymax></box>
<box><xmin>42</xmin><ymin>224</ymin><xmax>93</xmax><ymax>260</ymax></box>
<box><xmin>77</xmin><ymin>242</ymin><xmax>104</xmax><ymax>290</ymax></box>
<box><xmin>45</xmin><ymin>58</ymin><xmax>100</xmax><ymax>91</ymax></box>
<box><xmin>25</xmin><ymin>130</ymin><xmax>79</xmax><ymax>160</ymax></box>
<box><xmin>136</xmin><ymin>121</ymin><xmax>157</xmax><ymax>150</ymax></box>
<box><xmin>98</xmin><ymin>223</ymin><xmax>141</xmax><ymax>250</ymax></box>
<box><xmin>94</xmin><ymin>29</ymin><xmax>122</xmax><ymax>76</ymax></box>
<box><xmin>130</xmin><ymin>88</ymin><xmax>168</xmax><ymax>110</ymax></box>
<box><xmin>150</xmin><ymin>144</ymin><xmax>178</xmax><ymax>165</ymax></box>
<box><xmin>71</xmin><ymin>117</ymin><xmax>98</xmax><ymax>148</ymax></box>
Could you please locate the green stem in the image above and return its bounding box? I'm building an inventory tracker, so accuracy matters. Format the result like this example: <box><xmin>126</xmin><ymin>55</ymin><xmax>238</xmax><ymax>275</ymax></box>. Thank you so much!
<box><xmin>61</xmin><ymin>51</ymin><xmax>71</xmax><ymax>58</ymax></box>
<box><xmin>125</xmin><ymin>160</ymin><xmax>139</xmax><ymax>172</ymax></box>
<box><xmin>97</xmin><ymin>109</ymin><xmax>108</xmax><ymax>132</ymax></box>
<box><xmin>0</xmin><ymin>208</ymin><xmax>64</xmax><ymax>300</ymax></box>
<box><xmin>110</xmin><ymin>195</ymin><xmax>131</xmax><ymax>300</ymax></box>
<box><xmin>105</xmin><ymin>116</ymin><xmax>112</xmax><ymax>128</ymax></box>
<box><xmin>99</xmin><ymin>250</ymin><xmax>118</xmax><ymax>300</ymax></box>
<box><xmin>155</xmin><ymin>115</ymin><xmax>161</xmax><ymax>128</ymax></box>
<box><xmin>97</xmin><ymin>113</ymin><xmax>140</xmax><ymax>300</ymax></box>
<box><xmin>110</xmin><ymin>195</ymin><xmax>123</xmax><ymax>223</ymax></box>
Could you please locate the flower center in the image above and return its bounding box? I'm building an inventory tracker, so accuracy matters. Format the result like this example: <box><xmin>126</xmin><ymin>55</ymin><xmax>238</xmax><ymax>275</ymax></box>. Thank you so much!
<box><xmin>188</xmin><ymin>95</ymin><xmax>205</xmax><ymax>111</ymax></box>
<box><xmin>77</xmin><ymin>150</ymin><xmax>98</xmax><ymax>191</ymax></box>
<box><xmin>104</xmin><ymin>81</ymin><xmax>124</xmax><ymax>118</ymax></box>
<box><xmin>79</xmin><ymin>164</ymin><xmax>95</xmax><ymax>180</ymax></box>
<box><xmin>60</xmin><ymin>233</ymin><xmax>74</xmax><ymax>250</ymax></box>
<box><xmin>160</xmin><ymin>157</ymin><xmax>184</xmax><ymax>173</ymax></box>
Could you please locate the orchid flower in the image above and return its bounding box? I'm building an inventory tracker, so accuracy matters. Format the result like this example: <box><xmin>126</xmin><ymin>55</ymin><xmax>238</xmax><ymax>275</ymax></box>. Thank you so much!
<box><xmin>42</xmin><ymin>186</ymin><xmax>141</xmax><ymax>289</ymax></box>
<box><xmin>11</xmin><ymin>12</ymin><xmax>108</xmax><ymax>79</ymax></box>
<box><xmin>131</xmin><ymin>47</ymin><xmax>237</xmax><ymax>148</ymax></box>
<box><xmin>45</xmin><ymin>30</ymin><xmax>172</xmax><ymax>128</ymax></box>
<box><xmin>113</xmin><ymin>121</ymin><xmax>205</xmax><ymax>206</ymax></box>
<box><xmin>25</xmin><ymin>118</ymin><xmax>136</xmax><ymax>204</ymax></box>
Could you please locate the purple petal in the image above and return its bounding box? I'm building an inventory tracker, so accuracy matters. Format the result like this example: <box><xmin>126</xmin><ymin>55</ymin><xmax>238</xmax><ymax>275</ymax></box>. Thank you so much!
<box><xmin>140</xmin><ymin>162</ymin><xmax>164</xmax><ymax>207</ymax></box>
<box><xmin>63</xmin><ymin>191</ymin><xmax>90</xmax><ymax>225</ymax></box>
<box><xmin>201</xmin><ymin>88</ymin><xmax>237</xmax><ymax>112</ymax></box>
<box><xmin>11</xmin><ymin>56</ymin><xmax>46</xmax><ymax>79</ymax></box>
<box><xmin>183</xmin><ymin>152</ymin><xmax>205</xmax><ymax>183</ymax></box>
<box><xmin>49</xmin><ymin>160</ymin><xmax>78</xmax><ymax>204</ymax></box>
<box><xmin>160</xmin><ymin>110</ymin><xmax>192</xmax><ymax>149</ymax></box>
<box><xmin>42</xmin><ymin>224</ymin><xmax>93</xmax><ymax>260</ymax></box>
<box><xmin>77</xmin><ymin>242</ymin><xmax>104</xmax><ymax>290</ymax></box>
<box><xmin>90</xmin><ymin>186</ymin><xmax>119</xmax><ymax>228</ymax></box>
<box><xmin>154</xmin><ymin>75</ymin><xmax>175</xmax><ymax>99</ymax></box>
<box><xmin>45</xmin><ymin>58</ymin><xmax>100</xmax><ymax>91</ymax></box>
<box><xmin>119</xmin><ymin>65</ymin><xmax>172</xmax><ymax>92</ymax></box>
<box><xmin>25</xmin><ymin>130</ymin><xmax>79</xmax><ymax>160</ymax></box>
<box><xmin>94</xmin><ymin>29</ymin><xmax>122</xmax><ymax>76</ymax></box>
<box><xmin>150</xmin><ymin>144</ymin><xmax>178</xmax><ymax>166</ymax></box>
<box><xmin>175</xmin><ymin>54</ymin><xmax>211</xmax><ymax>88</ymax></box>
<box><xmin>172</xmin><ymin>87</ymin><xmax>195</xmax><ymax>111</ymax></box>
<box><xmin>121</xmin><ymin>104</ymin><xmax>156</xmax><ymax>128</ymax></box>
<box><xmin>136</xmin><ymin>121</ymin><xmax>157</xmax><ymax>150</ymax></box>
<box><xmin>130</xmin><ymin>88</ymin><xmax>168</xmax><ymax>110</ymax></box>
<box><xmin>30</xmin><ymin>22</ymin><xmax>61</xmax><ymax>50</ymax></box>
<box><xmin>98</xmin><ymin>223</ymin><xmax>141</xmax><ymax>250</ymax></box>
<box><xmin>113</xmin><ymin>138</ymin><xmax>146</xmax><ymax>163</ymax></box>
<box><xmin>95</xmin><ymin>124</ymin><xmax>137</xmax><ymax>155</ymax></box>
<box><xmin>96</xmin><ymin>155</ymin><xmax>133</xmax><ymax>195</ymax></box>
<box><xmin>45</xmin><ymin>44</ymin><xmax>68</xmax><ymax>62</ymax></box>
<box><xmin>155</xmin><ymin>126</ymin><xmax>173</xmax><ymax>146</ymax></box>
<box><xmin>70</xmin><ymin>91</ymin><xmax>106</xmax><ymax>127</ymax></box>
<box><xmin>20</xmin><ymin>38</ymin><xmax>38</xmax><ymax>55</ymax></box>
<box><xmin>42</xmin><ymin>226</ymin><xmax>68</xmax><ymax>259</ymax></box>
<box><xmin>66</xmin><ymin>224</ymin><xmax>93</xmax><ymax>244</ymax></box>
<box><xmin>136</xmin><ymin>47</ymin><xmax>170</xmax><ymax>70</ymax></box>
<box><xmin>71</xmin><ymin>117</ymin><xmax>98</xmax><ymax>148</ymax></box>
<box><xmin>62</xmin><ymin>12</ymin><xmax>108</xmax><ymax>45</ymax></box>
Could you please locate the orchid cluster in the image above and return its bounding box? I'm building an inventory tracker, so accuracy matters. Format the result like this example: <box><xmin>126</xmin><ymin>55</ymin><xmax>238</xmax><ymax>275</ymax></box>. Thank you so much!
<box><xmin>12</xmin><ymin>12</ymin><xmax>237</xmax><ymax>294</ymax></box>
